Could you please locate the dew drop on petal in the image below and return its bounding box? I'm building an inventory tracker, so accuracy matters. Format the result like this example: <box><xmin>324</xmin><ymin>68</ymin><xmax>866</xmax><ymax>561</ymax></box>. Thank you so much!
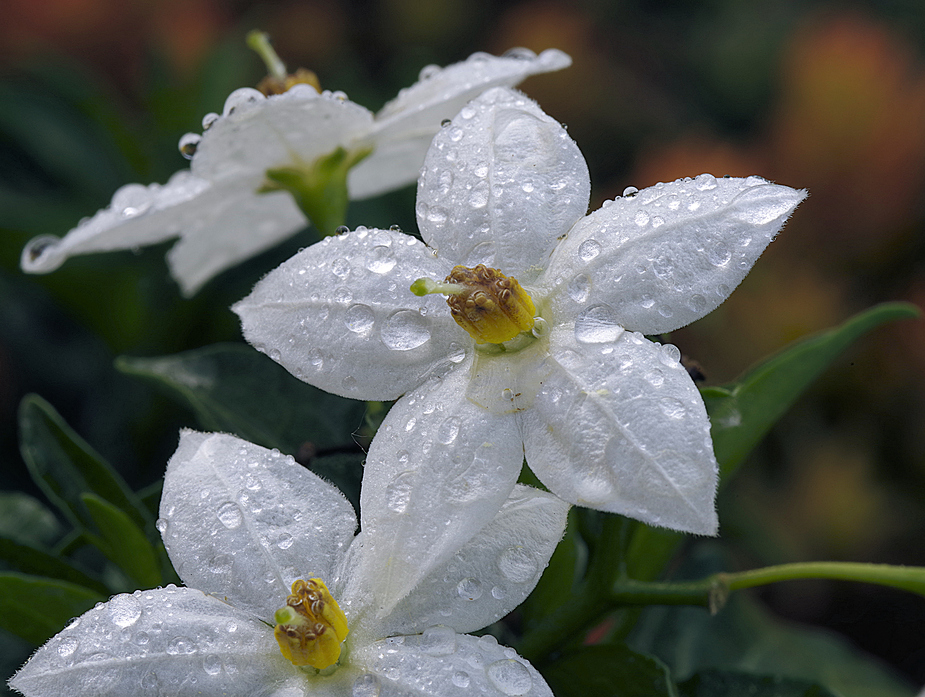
<box><xmin>486</xmin><ymin>659</ymin><xmax>533</xmax><ymax>696</ymax></box>
<box><xmin>201</xmin><ymin>112</ymin><xmax>219</xmax><ymax>130</ymax></box>
<box><xmin>687</xmin><ymin>294</ymin><xmax>707</xmax><ymax>313</ymax></box>
<box><xmin>491</xmin><ymin>585</ymin><xmax>506</xmax><ymax>600</ymax></box>
<box><xmin>457</xmin><ymin>577</ymin><xmax>483</xmax><ymax>601</ymax></box>
<box><xmin>497</xmin><ymin>547</ymin><xmax>538</xmax><ymax>583</ymax></box>
<box><xmin>452</xmin><ymin>671</ymin><xmax>471</xmax><ymax>688</ymax></box>
<box><xmin>659</xmin><ymin>397</ymin><xmax>687</xmax><ymax>419</ymax></box>
<box><xmin>622</xmin><ymin>186</ymin><xmax>638</xmax><ymax>197</ymax></box>
<box><xmin>345</xmin><ymin>304</ymin><xmax>375</xmax><ymax>334</ymax></box>
<box><xmin>634</xmin><ymin>210</ymin><xmax>650</xmax><ymax>227</ymax></box>
<box><xmin>57</xmin><ymin>637</ymin><xmax>79</xmax><ymax>657</ymax></box>
<box><xmin>577</xmin><ymin>239</ymin><xmax>601</xmax><ymax>262</ymax></box>
<box><xmin>178</xmin><ymin>133</ymin><xmax>201</xmax><ymax>159</ymax></box>
<box><xmin>216</xmin><ymin>502</ymin><xmax>243</xmax><ymax>529</ymax></box>
<box><xmin>203</xmin><ymin>654</ymin><xmax>222</xmax><ymax>676</ymax></box>
<box><xmin>155</xmin><ymin>518</ymin><xmax>168</xmax><ymax>534</ymax></box>
<box><xmin>708</xmin><ymin>242</ymin><xmax>731</xmax><ymax>266</ymax></box>
<box><xmin>659</xmin><ymin>343</ymin><xmax>682</xmax><ymax>364</ymax></box>
<box><xmin>381</xmin><ymin>310</ymin><xmax>431</xmax><ymax>350</ymax></box>
<box><xmin>277</xmin><ymin>532</ymin><xmax>294</xmax><ymax>549</ymax></box>
<box><xmin>366</xmin><ymin>246</ymin><xmax>396</xmax><ymax>273</ymax></box>
<box><xmin>166</xmin><ymin>636</ymin><xmax>197</xmax><ymax>655</ymax></box>
<box><xmin>386</xmin><ymin>471</ymin><xmax>415</xmax><ymax>514</ymax></box>
<box><xmin>574</xmin><ymin>304</ymin><xmax>624</xmax><ymax>344</ymax></box>
<box><xmin>109</xmin><ymin>594</ymin><xmax>142</xmax><ymax>628</ymax></box>
<box><xmin>437</xmin><ymin>417</ymin><xmax>460</xmax><ymax>444</ymax></box>
<box><xmin>695</xmin><ymin>173</ymin><xmax>718</xmax><ymax>191</ymax></box>
<box><xmin>567</xmin><ymin>274</ymin><xmax>591</xmax><ymax>303</ymax></box>
<box><xmin>420</xmin><ymin>625</ymin><xmax>457</xmax><ymax>656</ymax></box>
<box><xmin>352</xmin><ymin>674</ymin><xmax>381</xmax><ymax>697</ymax></box>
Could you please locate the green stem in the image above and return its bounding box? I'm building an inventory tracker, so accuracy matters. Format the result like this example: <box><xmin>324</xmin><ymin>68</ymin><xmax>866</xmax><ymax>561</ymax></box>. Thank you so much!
<box><xmin>246</xmin><ymin>30</ymin><xmax>287</xmax><ymax>80</ymax></box>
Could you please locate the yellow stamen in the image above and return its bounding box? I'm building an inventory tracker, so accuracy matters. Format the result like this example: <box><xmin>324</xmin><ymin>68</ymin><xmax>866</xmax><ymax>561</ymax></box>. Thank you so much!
<box><xmin>412</xmin><ymin>265</ymin><xmax>536</xmax><ymax>344</ymax></box>
<box><xmin>274</xmin><ymin>578</ymin><xmax>348</xmax><ymax>669</ymax></box>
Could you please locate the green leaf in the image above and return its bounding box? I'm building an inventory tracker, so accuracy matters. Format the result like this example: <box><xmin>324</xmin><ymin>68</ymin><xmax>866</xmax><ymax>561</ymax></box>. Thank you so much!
<box><xmin>116</xmin><ymin>343</ymin><xmax>368</xmax><ymax>455</ymax></box>
<box><xmin>678</xmin><ymin>670</ymin><xmax>837</xmax><ymax>697</ymax></box>
<box><xmin>81</xmin><ymin>494</ymin><xmax>162</xmax><ymax>589</ymax></box>
<box><xmin>0</xmin><ymin>492</ymin><xmax>62</xmax><ymax>547</ymax></box>
<box><xmin>702</xmin><ymin>301</ymin><xmax>920</xmax><ymax>478</ymax></box>
<box><xmin>0</xmin><ymin>573</ymin><xmax>105</xmax><ymax>645</ymax></box>
<box><xmin>18</xmin><ymin>394</ymin><xmax>153</xmax><ymax>533</ymax></box>
<box><xmin>542</xmin><ymin>644</ymin><xmax>678</xmax><ymax>697</ymax></box>
<box><xmin>0</xmin><ymin>538</ymin><xmax>108</xmax><ymax>596</ymax></box>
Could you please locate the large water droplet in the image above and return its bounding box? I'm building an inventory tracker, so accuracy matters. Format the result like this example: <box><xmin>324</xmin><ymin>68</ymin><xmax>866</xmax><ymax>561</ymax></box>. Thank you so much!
<box><xmin>437</xmin><ymin>417</ymin><xmax>460</xmax><ymax>444</ymax></box>
<box><xmin>695</xmin><ymin>173</ymin><xmax>717</xmax><ymax>191</ymax></box>
<box><xmin>381</xmin><ymin>310</ymin><xmax>431</xmax><ymax>350</ymax></box>
<box><xmin>203</xmin><ymin>654</ymin><xmax>222</xmax><ymax>676</ymax></box>
<box><xmin>634</xmin><ymin>210</ymin><xmax>650</xmax><ymax>227</ymax></box>
<box><xmin>57</xmin><ymin>636</ymin><xmax>79</xmax><ymax>657</ymax></box>
<box><xmin>574</xmin><ymin>304</ymin><xmax>624</xmax><ymax>344</ymax></box>
<box><xmin>277</xmin><ymin>532</ymin><xmax>294</xmax><ymax>549</ymax></box>
<box><xmin>420</xmin><ymin>625</ymin><xmax>456</xmax><ymax>656</ymax></box>
<box><xmin>659</xmin><ymin>397</ymin><xmax>687</xmax><ymax>419</ymax></box>
<box><xmin>622</xmin><ymin>186</ymin><xmax>639</xmax><ymax>197</ymax></box>
<box><xmin>217</xmin><ymin>502</ymin><xmax>243</xmax><ymax>529</ymax></box>
<box><xmin>659</xmin><ymin>343</ymin><xmax>682</xmax><ymax>365</ymax></box>
<box><xmin>486</xmin><ymin>659</ymin><xmax>533</xmax><ymax>696</ymax></box>
<box><xmin>452</xmin><ymin>671</ymin><xmax>471</xmax><ymax>688</ymax></box>
<box><xmin>567</xmin><ymin>274</ymin><xmax>591</xmax><ymax>303</ymax></box>
<box><xmin>708</xmin><ymin>242</ymin><xmax>731</xmax><ymax>266</ymax></box>
<box><xmin>457</xmin><ymin>577</ymin><xmax>483</xmax><ymax>601</ymax></box>
<box><xmin>577</xmin><ymin>239</ymin><xmax>601</xmax><ymax>261</ymax></box>
<box><xmin>166</xmin><ymin>636</ymin><xmax>197</xmax><ymax>655</ymax></box>
<box><xmin>353</xmin><ymin>674</ymin><xmax>381</xmax><ymax>697</ymax></box>
<box><xmin>202</xmin><ymin>112</ymin><xmax>219</xmax><ymax>130</ymax></box>
<box><xmin>108</xmin><ymin>594</ymin><xmax>142</xmax><ymax>628</ymax></box>
<box><xmin>366</xmin><ymin>246</ymin><xmax>396</xmax><ymax>273</ymax></box>
<box><xmin>178</xmin><ymin>133</ymin><xmax>201</xmax><ymax>159</ymax></box>
<box><xmin>497</xmin><ymin>547</ymin><xmax>538</xmax><ymax>583</ymax></box>
<box><xmin>223</xmin><ymin>87</ymin><xmax>265</xmax><ymax>116</ymax></box>
<box><xmin>386</xmin><ymin>471</ymin><xmax>415</xmax><ymax>513</ymax></box>
<box><xmin>345</xmin><ymin>304</ymin><xmax>375</xmax><ymax>334</ymax></box>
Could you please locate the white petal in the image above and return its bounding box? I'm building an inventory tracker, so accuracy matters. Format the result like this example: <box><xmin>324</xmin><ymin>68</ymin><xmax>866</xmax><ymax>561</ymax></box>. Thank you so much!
<box><xmin>234</xmin><ymin>227</ymin><xmax>466</xmax><ymax>400</ymax></box>
<box><xmin>191</xmin><ymin>87</ymin><xmax>374</xmax><ymax>182</ymax></box>
<box><xmin>20</xmin><ymin>170</ymin><xmax>210</xmax><ymax>274</ymax></box>
<box><xmin>376</xmin><ymin>485</ymin><xmax>568</xmax><ymax>637</ymax></box>
<box><xmin>520</xmin><ymin>327</ymin><xmax>718</xmax><ymax>535</ymax></box>
<box><xmin>9</xmin><ymin>586</ymin><xmax>296</xmax><ymax>697</ymax></box>
<box><xmin>353</xmin><ymin>632</ymin><xmax>552</xmax><ymax>697</ymax></box>
<box><xmin>159</xmin><ymin>431</ymin><xmax>357</xmax><ymax>620</ymax></box>
<box><xmin>416</xmin><ymin>87</ymin><xmax>590</xmax><ymax>279</ymax></box>
<box><xmin>349</xmin><ymin>49</ymin><xmax>572</xmax><ymax>199</ymax></box>
<box><xmin>543</xmin><ymin>175</ymin><xmax>807</xmax><ymax>334</ymax></box>
<box><xmin>341</xmin><ymin>359</ymin><xmax>523</xmax><ymax>620</ymax></box>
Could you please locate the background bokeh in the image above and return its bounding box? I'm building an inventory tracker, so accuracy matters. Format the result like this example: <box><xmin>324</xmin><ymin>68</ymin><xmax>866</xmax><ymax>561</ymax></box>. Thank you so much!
<box><xmin>2</xmin><ymin>0</ymin><xmax>924</xmax><ymax>689</ymax></box>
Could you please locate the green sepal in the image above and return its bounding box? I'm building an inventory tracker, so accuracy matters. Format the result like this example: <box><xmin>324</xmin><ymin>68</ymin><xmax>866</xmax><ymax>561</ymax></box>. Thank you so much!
<box><xmin>0</xmin><ymin>572</ymin><xmax>106</xmax><ymax>645</ymax></box>
<box><xmin>0</xmin><ymin>537</ymin><xmax>109</xmax><ymax>596</ymax></box>
<box><xmin>116</xmin><ymin>343</ymin><xmax>367</xmax><ymax>456</ymax></box>
<box><xmin>18</xmin><ymin>394</ymin><xmax>154</xmax><ymax>534</ymax></box>
<box><xmin>260</xmin><ymin>144</ymin><xmax>372</xmax><ymax>236</ymax></box>
<box><xmin>541</xmin><ymin>643</ymin><xmax>678</xmax><ymax>697</ymax></box>
<box><xmin>80</xmin><ymin>493</ymin><xmax>162</xmax><ymax>589</ymax></box>
<box><xmin>0</xmin><ymin>491</ymin><xmax>62</xmax><ymax>547</ymax></box>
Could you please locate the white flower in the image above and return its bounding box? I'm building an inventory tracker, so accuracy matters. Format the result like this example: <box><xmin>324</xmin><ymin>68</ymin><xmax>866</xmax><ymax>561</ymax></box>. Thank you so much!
<box><xmin>20</xmin><ymin>49</ymin><xmax>570</xmax><ymax>296</ymax></box>
<box><xmin>10</xmin><ymin>430</ymin><xmax>567</xmax><ymax>697</ymax></box>
<box><xmin>233</xmin><ymin>87</ymin><xmax>807</xmax><ymax>535</ymax></box>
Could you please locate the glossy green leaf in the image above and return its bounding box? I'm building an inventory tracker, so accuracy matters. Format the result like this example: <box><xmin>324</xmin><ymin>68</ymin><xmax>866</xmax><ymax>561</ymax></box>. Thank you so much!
<box><xmin>0</xmin><ymin>573</ymin><xmax>105</xmax><ymax>645</ymax></box>
<box><xmin>702</xmin><ymin>302</ymin><xmax>920</xmax><ymax>478</ymax></box>
<box><xmin>81</xmin><ymin>494</ymin><xmax>162</xmax><ymax>589</ymax></box>
<box><xmin>18</xmin><ymin>394</ymin><xmax>153</xmax><ymax>533</ymax></box>
<box><xmin>0</xmin><ymin>538</ymin><xmax>108</xmax><ymax>596</ymax></box>
<box><xmin>116</xmin><ymin>343</ymin><xmax>367</xmax><ymax>455</ymax></box>
<box><xmin>542</xmin><ymin>644</ymin><xmax>678</xmax><ymax>697</ymax></box>
<box><xmin>678</xmin><ymin>670</ymin><xmax>837</xmax><ymax>697</ymax></box>
<box><xmin>0</xmin><ymin>492</ymin><xmax>62</xmax><ymax>547</ymax></box>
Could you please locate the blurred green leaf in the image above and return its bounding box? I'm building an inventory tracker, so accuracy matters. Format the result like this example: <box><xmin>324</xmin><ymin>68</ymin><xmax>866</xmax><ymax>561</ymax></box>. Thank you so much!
<box><xmin>702</xmin><ymin>301</ymin><xmax>920</xmax><ymax>479</ymax></box>
<box><xmin>0</xmin><ymin>538</ymin><xmax>108</xmax><ymax>596</ymax></box>
<box><xmin>678</xmin><ymin>670</ymin><xmax>836</xmax><ymax>697</ymax></box>
<box><xmin>116</xmin><ymin>343</ymin><xmax>367</xmax><ymax>455</ymax></box>
<box><xmin>521</xmin><ymin>509</ymin><xmax>585</xmax><ymax>632</ymax></box>
<box><xmin>81</xmin><ymin>494</ymin><xmax>161</xmax><ymax>589</ymax></box>
<box><xmin>18</xmin><ymin>394</ymin><xmax>152</xmax><ymax>533</ymax></box>
<box><xmin>542</xmin><ymin>643</ymin><xmax>678</xmax><ymax>697</ymax></box>
<box><xmin>0</xmin><ymin>573</ymin><xmax>105</xmax><ymax>645</ymax></box>
<box><xmin>0</xmin><ymin>492</ymin><xmax>61</xmax><ymax>547</ymax></box>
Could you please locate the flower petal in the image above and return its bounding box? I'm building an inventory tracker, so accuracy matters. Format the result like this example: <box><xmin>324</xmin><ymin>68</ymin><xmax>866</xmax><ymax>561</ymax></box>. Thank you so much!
<box><xmin>20</xmin><ymin>171</ymin><xmax>210</xmax><ymax>274</ymax></box>
<box><xmin>159</xmin><ymin>430</ymin><xmax>357</xmax><ymax>620</ymax></box>
<box><xmin>191</xmin><ymin>86</ymin><xmax>374</xmax><ymax>182</ymax></box>
<box><xmin>353</xmin><ymin>631</ymin><xmax>552</xmax><ymax>697</ymax></box>
<box><xmin>520</xmin><ymin>327</ymin><xmax>718</xmax><ymax>535</ymax></box>
<box><xmin>416</xmin><ymin>87</ymin><xmax>590</xmax><ymax>278</ymax></box>
<box><xmin>349</xmin><ymin>49</ymin><xmax>572</xmax><ymax>199</ymax></box>
<box><xmin>234</xmin><ymin>227</ymin><xmax>465</xmax><ymax>400</ymax></box>
<box><xmin>340</xmin><ymin>359</ymin><xmax>523</xmax><ymax>620</ymax></box>
<box><xmin>375</xmin><ymin>485</ymin><xmax>568</xmax><ymax>637</ymax></box>
<box><xmin>9</xmin><ymin>586</ymin><xmax>297</xmax><ymax>697</ymax></box>
<box><xmin>543</xmin><ymin>175</ymin><xmax>807</xmax><ymax>334</ymax></box>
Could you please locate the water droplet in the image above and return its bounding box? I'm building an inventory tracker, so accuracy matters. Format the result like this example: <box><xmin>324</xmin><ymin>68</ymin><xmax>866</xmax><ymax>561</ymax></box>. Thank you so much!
<box><xmin>365</xmin><ymin>246</ymin><xmax>396</xmax><ymax>273</ymax></box>
<box><xmin>457</xmin><ymin>577</ymin><xmax>483</xmax><ymax>601</ymax></box>
<box><xmin>469</xmin><ymin>184</ymin><xmax>489</xmax><ymax>208</ymax></box>
<box><xmin>245</xmin><ymin>474</ymin><xmax>261</xmax><ymax>491</ymax></box>
<box><xmin>155</xmin><ymin>518</ymin><xmax>168</xmax><ymax>534</ymax></box>
<box><xmin>141</xmin><ymin>672</ymin><xmax>159</xmax><ymax>690</ymax></box>
<box><xmin>332</xmin><ymin>257</ymin><xmax>350</xmax><ymax>278</ymax></box>
<box><xmin>652</xmin><ymin>254</ymin><xmax>673</xmax><ymax>278</ymax></box>
<box><xmin>440</xmin><ymin>119</ymin><xmax>452</xmax><ymax>127</ymax></box>
<box><xmin>342</xmin><ymin>375</ymin><xmax>357</xmax><ymax>390</ymax></box>
<box><xmin>460</xmin><ymin>105</ymin><xmax>476</xmax><ymax>120</ymax></box>
<box><xmin>109</xmin><ymin>595</ymin><xmax>142</xmax><ymax>628</ymax></box>
<box><xmin>352</xmin><ymin>674</ymin><xmax>380</xmax><ymax>697</ymax></box>
<box><xmin>426</xmin><ymin>206</ymin><xmax>448</xmax><ymax>225</ymax></box>
<box><xmin>166</xmin><ymin>636</ymin><xmax>197</xmax><ymax>655</ymax></box>
<box><xmin>577</xmin><ymin>239</ymin><xmax>601</xmax><ymax>261</ymax></box>
<box><xmin>178</xmin><ymin>133</ymin><xmax>201</xmax><ymax>159</ymax></box>
<box><xmin>381</xmin><ymin>310</ymin><xmax>431</xmax><ymax>350</ymax></box>
<box><xmin>335</xmin><ymin>225</ymin><xmax>349</xmax><ymax>235</ymax></box>
<box><xmin>309</xmin><ymin>349</ymin><xmax>324</xmax><ymax>369</ymax></box>
<box><xmin>448</xmin><ymin>126</ymin><xmax>464</xmax><ymax>142</ymax></box>
<box><xmin>695</xmin><ymin>173</ymin><xmax>717</xmax><ymax>190</ymax></box>
<box><xmin>222</xmin><ymin>87</ymin><xmax>265</xmax><ymax>116</ymax></box>
<box><xmin>567</xmin><ymin>274</ymin><xmax>591</xmax><ymax>303</ymax></box>
<box><xmin>419</xmin><ymin>64</ymin><xmax>441</xmax><ymax>81</ymax></box>
<box><xmin>208</xmin><ymin>554</ymin><xmax>232</xmax><ymax>574</ymax></box>
<box><xmin>452</xmin><ymin>671</ymin><xmax>471</xmax><ymax>688</ymax></box>
<box><xmin>437</xmin><ymin>417</ymin><xmax>460</xmax><ymax>444</ymax></box>
<box><xmin>201</xmin><ymin>112</ymin><xmax>219</xmax><ymax>130</ymax></box>
<box><xmin>405</xmin><ymin>417</ymin><xmax>417</xmax><ymax>432</ymax></box>
<box><xmin>491</xmin><ymin>585</ymin><xmax>506</xmax><ymax>599</ymax></box>
<box><xmin>645</xmin><ymin>369</ymin><xmax>665</xmax><ymax>387</ymax></box>
<box><xmin>531</xmin><ymin>317</ymin><xmax>550</xmax><ymax>338</ymax></box>
<box><xmin>497</xmin><ymin>546</ymin><xmax>538</xmax><ymax>583</ymax></box>
<box><xmin>660</xmin><ymin>397</ymin><xmax>687</xmax><ymax>419</ymax></box>
<box><xmin>623</xmin><ymin>186</ymin><xmax>638</xmax><ymax>197</ymax></box>
<box><xmin>503</xmin><ymin>47</ymin><xmax>537</xmax><ymax>59</ymax></box>
<box><xmin>634</xmin><ymin>210</ymin><xmax>650</xmax><ymax>227</ymax></box>
<box><xmin>57</xmin><ymin>636</ymin><xmax>78</xmax><ymax>657</ymax></box>
<box><xmin>660</xmin><ymin>343</ymin><xmax>682</xmax><ymax>364</ymax></box>
<box><xmin>420</xmin><ymin>625</ymin><xmax>457</xmax><ymax>655</ymax></box>
<box><xmin>203</xmin><ymin>654</ymin><xmax>222</xmax><ymax>675</ymax></box>
<box><xmin>134</xmin><ymin>631</ymin><xmax>149</xmax><ymax>645</ymax></box>
<box><xmin>345</xmin><ymin>304</ymin><xmax>375</xmax><ymax>334</ymax></box>
<box><xmin>574</xmin><ymin>304</ymin><xmax>624</xmax><ymax>344</ymax></box>
<box><xmin>486</xmin><ymin>659</ymin><xmax>533</xmax><ymax>696</ymax></box>
<box><xmin>277</xmin><ymin>532</ymin><xmax>294</xmax><ymax>549</ymax></box>
<box><xmin>687</xmin><ymin>294</ymin><xmax>707</xmax><ymax>313</ymax></box>
<box><xmin>386</xmin><ymin>471</ymin><xmax>415</xmax><ymax>513</ymax></box>
<box><xmin>708</xmin><ymin>242</ymin><xmax>731</xmax><ymax>266</ymax></box>
<box><xmin>217</xmin><ymin>502</ymin><xmax>243</xmax><ymax>529</ymax></box>
<box><xmin>448</xmin><ymin>342</ymin><xmax>466</xmax><ymax>363</ymax></box>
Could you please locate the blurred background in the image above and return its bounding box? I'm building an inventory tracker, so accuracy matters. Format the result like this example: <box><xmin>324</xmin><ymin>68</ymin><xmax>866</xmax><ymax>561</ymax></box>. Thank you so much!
<box><xmin>2</xmin><ymin>0</ymin><xmax>924</xmax><ymax>689</ymax></box>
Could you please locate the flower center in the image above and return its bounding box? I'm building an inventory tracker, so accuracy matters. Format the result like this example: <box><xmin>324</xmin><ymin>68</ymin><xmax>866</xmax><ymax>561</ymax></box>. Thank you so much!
<box><xmin>411</xmin><ymin>264</ymin><xmax>536</xmax><ymax>344</ymax></box>
<box><xmin>274</xmin><ymin>578</ymin><xmax>349</xmax><ymax>669</ymax></box>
